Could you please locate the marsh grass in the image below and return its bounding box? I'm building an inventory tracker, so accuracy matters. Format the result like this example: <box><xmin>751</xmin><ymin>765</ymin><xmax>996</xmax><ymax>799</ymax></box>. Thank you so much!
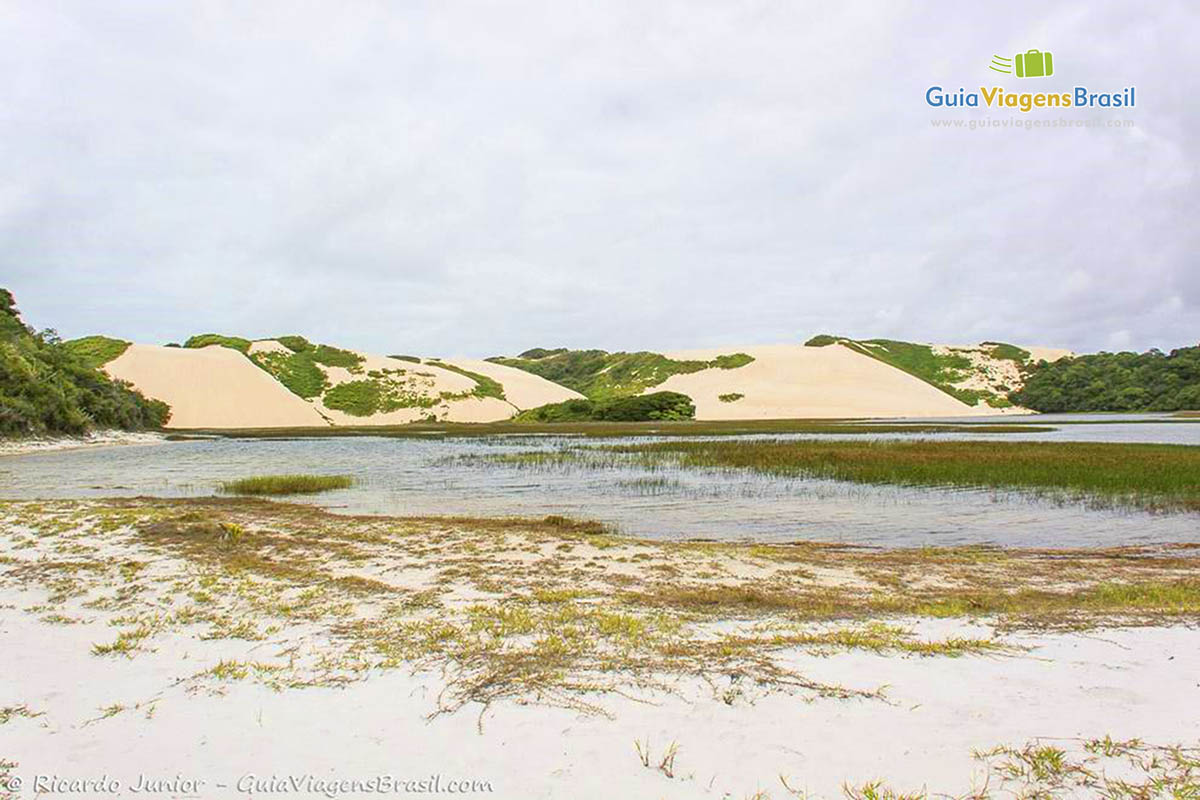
<box><xmin>603</xmin><ymin>439</ymin><xmax>1200</xmax><ymax>513</ymax></box>
<box><xmin>218</xmin><ymin>474</ymin><xmax>354</xmax><ymax>496</ymax></box>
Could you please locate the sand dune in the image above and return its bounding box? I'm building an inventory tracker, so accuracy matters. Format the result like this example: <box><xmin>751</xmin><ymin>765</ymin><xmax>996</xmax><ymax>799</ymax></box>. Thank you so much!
<box><xmin>656</xmin><ymin>344</ymin><xmax>987</xmax><ymax>420</ymax></box>
<box><xmin>105</xmin><ymin>345</ymin><xmax>329</xmax><ymax>429</ymax></box>
<box><xmin>105</xmin><ymin>337</ymin><xmax>1067</xmax><ymax>429</ymax></box>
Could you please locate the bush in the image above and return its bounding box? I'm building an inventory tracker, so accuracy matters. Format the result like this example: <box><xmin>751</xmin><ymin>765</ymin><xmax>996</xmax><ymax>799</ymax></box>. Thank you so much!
<box><xmin>62</xmin><ymin>335</ymin><xmax>131</xmax><ymax>368</ymax></box>
<box><xmin>323</xmin><ymin>380</ymin><xmax>384</xmax><ymax>416</ymax></box>
<box><xmin>275</xmin><ymin>335</ymin><xmax>312</xmax><ymax>353</ymax></box>
<box><xmin>718</xmin><ymin>393</ymin><xmax>744</xmax><ymax>403</ymax></box>
<box><xmin>804</xmin><ymin>335</ymin><xmax>842</xmax><ymax>347</ymax></box>
<box><xmin>184</xmin><ymin>334</ymin><xmax>252</xmax><ymax>353</ymax></box>
<box><xmin>0</xmin><ymin>288</ymin><xmax>170</xmax><ymax>435</ymax></box>
<box><xmin>516</xmin><ymin>391</ymin><xmax>696</xmax><ymax>422</ymax></box>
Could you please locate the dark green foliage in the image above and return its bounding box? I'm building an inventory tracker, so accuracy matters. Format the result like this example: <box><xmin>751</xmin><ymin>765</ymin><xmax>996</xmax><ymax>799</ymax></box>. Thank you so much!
<box><xmin>388</xmin><ymin>355</ymin><xmax>422</xmax><ymax>363</ymax></box>
<box><xmin>804</xmin><ymin>335</ymin><xmax>841</xmax><ymax>347</ymax></box>
<box><xmin>1010</xmin><ymin>347</ymin><xmax>1200</xmax><ymax>412</ymax></box>
<box><xmin>598</xmin><ymin>391</ymin><xmax>696</xmax><ymax>421</ymax></box>
<box><xmin>425</xmin><ymin>361</ymin><xmax>507</xmax><ymax>401</ymax></box>
<box><xmin>718</xmin><ymin>393</ymin><xmax>744</xmax><ymax>403</ymax></box>
<box><xmin>491</xmin><ymin>349</ymin><xmax>754</xmax><ymax>400</ymax></box>
<box><xmin>517</xmin><ymin>347</ymin><xmax>568</xmax><ymax>359</ymax></box>
<box><xmin>184</xmin><ymin>334</ymin><xmax>252</xmax><ymax>353</ymax></box>
<box><xmin>0</xmin><ymin>288</ymin><xmax>170</xmax><ymax>435</ymax></box>
<box><xmin>165</xmin><ymin>342</ymin><xmax>181</xmax><ymax>348</ymax></box>
<box><xmin>275</xmin><ymin>335</ymin><xmax>312</xmax><ymax>353</ymax></box>
<box><xmin>62</xmin><ymin>335</ymin><xmax>131</xmax><ymax>368</ymax></box>
<box><xmin>710</xmin><ymin>353</ymin><xmax>754</xmax><ymax>369</ymax></box>
<box><xmin>515</xmin><ymin>391</ymin><xmax>696</xmax><ymax>422</ymax></box>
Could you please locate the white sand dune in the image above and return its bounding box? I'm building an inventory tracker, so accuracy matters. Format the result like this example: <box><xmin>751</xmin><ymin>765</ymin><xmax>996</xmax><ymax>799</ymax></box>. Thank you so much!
<box><xmin>105</xmin><ymin>344</ymin><xmax>329</xmax><ymax>429</ymax></box>
<box><xmin>655</xmin><ymin>343</ymin><xmax>984</xmax><ymax>420</ymax></box>
<box><xmin>105</xmin><ymin>338</ymin><xmax>1068</xmax><ymax>429</ymax></box>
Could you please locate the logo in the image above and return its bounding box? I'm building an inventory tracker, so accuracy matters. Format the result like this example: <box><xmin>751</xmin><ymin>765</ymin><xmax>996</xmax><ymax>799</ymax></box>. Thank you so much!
<box><xmin>925</xmin><ymin>47</ymin><xmax>1135</xmax><ymax>113</ymax></box>
<box><xmin>990</xmin><ymin>50</ymin><xmax>1054</xmax><ymax>78</ymax></box>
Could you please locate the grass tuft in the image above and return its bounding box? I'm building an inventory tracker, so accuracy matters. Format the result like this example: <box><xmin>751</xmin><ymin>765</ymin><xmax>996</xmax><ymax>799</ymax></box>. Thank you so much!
<box><xmin>218</xmin><ymin>474</ymin><xmax>355</xmax><ymax>496</ymax></box>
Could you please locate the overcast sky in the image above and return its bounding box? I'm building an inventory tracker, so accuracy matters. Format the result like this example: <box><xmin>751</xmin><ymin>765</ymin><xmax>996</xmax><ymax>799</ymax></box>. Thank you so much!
<box><xmin>2</xmin><ymin>1</ymin><xmax>1196</xmax><ymax>356</ymax></box>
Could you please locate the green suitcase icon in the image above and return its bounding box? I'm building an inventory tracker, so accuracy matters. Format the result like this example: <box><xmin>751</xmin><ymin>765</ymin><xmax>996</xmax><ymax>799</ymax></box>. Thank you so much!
<box><xmin>1015</xmin><ymin>49</ymin><xmax>1053</xmax><ymax>78</ymax></box>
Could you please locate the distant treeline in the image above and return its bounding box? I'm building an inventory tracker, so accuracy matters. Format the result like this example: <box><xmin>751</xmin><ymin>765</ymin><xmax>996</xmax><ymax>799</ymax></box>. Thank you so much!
<box><xmin>0</xmin><ymin>289</ymin><xmax>170</xmax><ymax>436</ymax></box>
<box><xmin>1011</xmin><ymin>346</ymin><xmax>1200</xmax><ymax>412</ymax></box>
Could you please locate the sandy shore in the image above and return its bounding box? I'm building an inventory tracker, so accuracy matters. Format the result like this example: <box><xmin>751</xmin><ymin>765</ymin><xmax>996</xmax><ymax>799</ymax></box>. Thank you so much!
<box><xmin>2</xmin><ymin>499</ymin><xmax>1197</xmax><ymax>798</ymax></box>
<box><xmin>0</xmin><ymin>430</ymin><xmax>167</xmax><ymax>458</ymax></box>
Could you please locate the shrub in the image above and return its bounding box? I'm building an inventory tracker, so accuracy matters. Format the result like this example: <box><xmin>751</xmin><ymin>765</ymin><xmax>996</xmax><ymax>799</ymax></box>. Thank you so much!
<box><xmin>275</xmin><ymin>335</ymin><xmax>312</xmax><ymax>353</ymax></box>
<box><xmin>310</xmin><ymin>344</ymin><xmax>363</xmax><ymax>369</ymax></box>
<box><xmin>804</xmin><ymin>335</ymin><xmax>842</xmax><ymax>347</ymax></box>
<box><xmin>710</xmin><ymin>353</ymin><xmax>754</xmax><ymax>369</ymax></box>
<box><xmin>388</xmin><ymin>355</ymin><xmax>422</xmax><ymax>363</ymax></box>
<box><xmin>184</xmin><ymin>334</ymin><xmax>251</xmax><ymax>353</ymax></box>
<box><xmin>62</xmin><ymin>335</ymin><xmax>131</xmax><ymax>368</ymax></box>
<box><xmin>0</xmin><ymin>288</ymin><xmax>170</xmax><ymax>435</ymax></box>
<box><xmin>718</xmin><ymin>393</ymin><xmax>744</xmax><ymax>403</ymax></box>
<box><xmin>516</xmin><ymin>391</ymin><xmax>696</xmax><ymax>422</ymax></box>
<box><xmin>249</xmin><ymin>350</ymin><xmax>328</xmax><ymax>399</ymax></box>
<box><xmin>322</xmin><ymin>380</ymin><xmax>384</xmax><ymax>416</ymax></box>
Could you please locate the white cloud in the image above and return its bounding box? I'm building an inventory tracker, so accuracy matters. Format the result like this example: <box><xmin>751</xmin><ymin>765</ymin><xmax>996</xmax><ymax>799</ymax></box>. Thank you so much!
<box><xmin>1</xmin><ymin>0</ymin><xmax>1196</xmax><ymax>355</ymax></box>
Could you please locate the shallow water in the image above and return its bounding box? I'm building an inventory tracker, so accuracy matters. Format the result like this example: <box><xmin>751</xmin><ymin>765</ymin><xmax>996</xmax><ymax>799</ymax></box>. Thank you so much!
<box><xmin>2</xmin><ymin>415</ymin><xmax>1197</xmax><ymax>548</ymax></box>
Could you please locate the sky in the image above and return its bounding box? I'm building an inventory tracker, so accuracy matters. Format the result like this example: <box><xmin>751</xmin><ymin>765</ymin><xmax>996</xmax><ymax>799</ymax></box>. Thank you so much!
<box><xmin>1</xmin><ymin>1</ymin><xmax>1196</xmax><ymax>357</ymax></box>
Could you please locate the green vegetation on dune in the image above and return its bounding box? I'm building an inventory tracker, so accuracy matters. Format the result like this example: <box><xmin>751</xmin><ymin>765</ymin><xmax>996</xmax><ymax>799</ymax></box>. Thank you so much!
<box><xmin>218</xmin><ymin>474</ymin><xmax>354</xmax><ymax>495</ymax></box>
<box><xmin>718</xmin><ymin>392</ymin><xmax>744</xmax><ymax>403</ymax></box>
<box><xmin>515</xmin><ymin>391</ymin><xmax>696</xmax><ymax>422</ymax></box>
<box><xmin>605</xmin><ymin>438</ymin><xmax>1200</xmax><ymax>512</ymax></box>
<box><xmin>806</xmin><ymin>334</ymin><xmax>1029</xmax><ymax>407</ymax></box>
<box><xmin>489</xmin><ymin>348</ymin><xmax>754</xmax><ymax>400</ymax></box>
<box><xmin>62</xmin><ymin>335</ymin><xmax>131</xmax><ymax>368</ymax></box>
<box><xmin>983</xmin><ymin>341</ymin><xmax>1031</xmax><ymax>363</ymax></box>
<box><xmin>184</xmin><ymin>333</ymin><xmax>252</xmax><ymax>353</ymax></box>
<box><xmin>250</xmin><ymin>349</ymin><xmax>329</xmax><ymax>398</ymax></box>
<box><xmin>426</xmin><ymin>360</ymin><xmax>507</xmax><ymax>401</ymax></box>
<box><xmin>0</xmin><ymin>289</ymin><xmax>170</xmax><ymax>435</ymax></box>
<box><xmin>1011</xmin><ymin>346</ymin><xmax>1200</xmax><ymax>412</ymax></box>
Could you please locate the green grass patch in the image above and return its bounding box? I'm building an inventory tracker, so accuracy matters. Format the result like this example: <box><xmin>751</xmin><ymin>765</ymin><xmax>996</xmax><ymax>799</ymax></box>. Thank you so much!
<box><xmin>62</xmin><ymin>335</ymin><xmax>130</xmax><ymax>368</ymax></box>
<box><xmin>489</xmin><ymin>349</ymin><xmax>754</xmax><ymax>400</ymax></box>
<box><xmin>218</xmin><ymin>474</ymin><xmax>355</xmax><ymax>495</ymax></box>
<box><xmin>184</xmin><ymin>334</ymin><xmax>251</xmax><ymax>353</ymax></box>
<box><xmin>718</xmin><ymin>392</ymin><xmax>744</xmax><ymax>403</ymax></box>
<box><xmin>606</xmin><ymin>439</ymin><xmax>1200</xmax><ymax>512</ymax></box>
<box><xmin>249</xmin><ymin>349</ymin><xmax>328</xmax><ymax>398</ymax></box>
<box><xmin>426</xmin><ymin>361</ymin><xmax>507</xmax><ymax>401</ymax></box>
